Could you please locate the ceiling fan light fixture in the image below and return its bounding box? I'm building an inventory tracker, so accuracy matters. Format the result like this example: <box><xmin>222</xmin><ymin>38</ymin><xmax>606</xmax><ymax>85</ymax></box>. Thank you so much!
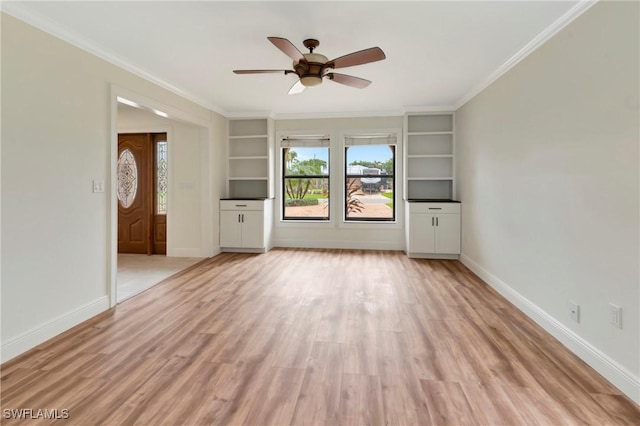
<box><xmin>300</xmin><ymin>75</ymin><xmax>322</xmax><ymax>87</ymax></box>
<box><xmin>234</xmin><ymin>37</ymin><xmax>386</xmax><ymax>93</ymax></box>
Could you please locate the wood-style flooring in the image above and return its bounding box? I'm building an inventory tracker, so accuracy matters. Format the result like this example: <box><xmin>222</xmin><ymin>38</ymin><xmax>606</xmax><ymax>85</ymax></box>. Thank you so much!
<box><xmin>2</xmin><ymin>249</ymin><xmax>639</xmax><ymax>425</ymax></box>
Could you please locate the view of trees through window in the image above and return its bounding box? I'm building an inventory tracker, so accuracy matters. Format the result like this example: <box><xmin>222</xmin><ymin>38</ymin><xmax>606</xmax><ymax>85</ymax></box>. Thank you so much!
<box><xmin>345</xmin><ymin>144</ymin><xmax>395</xmax><ymax>221</ymax></box>
<box><xmin>282</xmin><ymin>147</ymin><xmax>329</xmax><ymax>220</ymax></box>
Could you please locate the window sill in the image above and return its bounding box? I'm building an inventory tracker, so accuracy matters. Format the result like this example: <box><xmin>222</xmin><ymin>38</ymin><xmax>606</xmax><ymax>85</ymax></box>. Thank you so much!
<box><xmin>276</xmin><ymin>219</ymin><xmax>333</xmax><ymax>229</ymax></box>
<box><xmin>338</xmin><ymin>219</ymin><xmax>401</xmax><ymax>230</ymax></box>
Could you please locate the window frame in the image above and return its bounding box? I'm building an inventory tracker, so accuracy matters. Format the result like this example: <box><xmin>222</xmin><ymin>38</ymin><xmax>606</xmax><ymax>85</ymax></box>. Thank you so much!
<box><xmin>279</xmin><ymin>135</ymin><xmax>331</xmax><ymax>222</ymax></box>
<box><xmin>342</xmin><ymin>133</ymin><xmax>399</xmax><ymax>224</ymax></box>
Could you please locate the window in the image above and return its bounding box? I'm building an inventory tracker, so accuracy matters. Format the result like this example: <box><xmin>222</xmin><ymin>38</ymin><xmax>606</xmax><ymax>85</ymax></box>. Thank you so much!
<box><xmin>344</xmin><ymin>135</ymin><xmax>396</xmax><ymax>221</ymax></box>
<box><xmin>156</xmin><ymin>141</ymin><xmax>168</xmax><ymax>215</ymax></box>
<box><xmin>281</xmin><ymin>137</ymin><xmax>330</xmax><ymax>220</ymax></box>
<box><xmin>117</xmin><ymin>148</ymin><xmax>137</xmax><ymax>208</ymax></box>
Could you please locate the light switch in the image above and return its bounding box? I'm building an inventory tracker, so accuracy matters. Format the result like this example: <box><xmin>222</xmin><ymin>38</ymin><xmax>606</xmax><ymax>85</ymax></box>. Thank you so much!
<box><xmin>93</xmin><ymin>179</ymin><xmax>104</xmax><ymax>193</ymax></box>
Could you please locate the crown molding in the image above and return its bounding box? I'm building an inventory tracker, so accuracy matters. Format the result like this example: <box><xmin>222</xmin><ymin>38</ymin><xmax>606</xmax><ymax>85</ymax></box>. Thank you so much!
<box><xmin>454</xmin><ymin>0</ymin><xmax>599</xmax><ymax>110</ymax></box>
<box><xmin>1</xmin><ymin>2</ymin><xmax>229</xmax><ymax>117</ymax></box>
<box><xmin>224</xmin><ymin>110</ymin><xmax>276</xmax><ymax>119</ymax></box>
<box><xmin>403</xmin><ymin>105</ymin><xmax>456</xmax><ymax>114</ymax></box>
<box><xmin>272</xmin><ymin>109</ymin><xmax>407</xmax><ymax>120</ymax></box>
<box><xmin>233</xmin><ymin>106</ymin><xmax>458</xmax><ymax>120</ymax></box>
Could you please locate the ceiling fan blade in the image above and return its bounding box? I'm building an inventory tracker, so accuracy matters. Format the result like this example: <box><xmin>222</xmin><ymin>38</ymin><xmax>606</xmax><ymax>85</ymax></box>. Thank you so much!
<box><xmin>268</xmin><ymin>37</ymin><xmax>305</xmax><ymax>63</ymax></box>
<box><xmin>325</xmin><ymin>73</ymin><xmax>371</xmax><ymax>89</ymax></box>
<box><xmin>233</xmin><ymin>69</ymin><xmax>294</xmax><ymax>74</ymax></box>
<box><xmin>288</xmin><ymin>80</ymin><xmax>305</xmax><ymax>95</ymax></box>
<box><xmin>327</xmin><ymin>47</ymin><xmax>386</xmax><ymax>69</ymax></box>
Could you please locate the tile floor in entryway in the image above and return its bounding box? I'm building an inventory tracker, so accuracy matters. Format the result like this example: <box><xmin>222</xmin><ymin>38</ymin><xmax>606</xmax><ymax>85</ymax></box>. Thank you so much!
<box><xmin>117</xmin><ymin>254</ymin><xmax>203</xmax><ymax>302</ymax></box>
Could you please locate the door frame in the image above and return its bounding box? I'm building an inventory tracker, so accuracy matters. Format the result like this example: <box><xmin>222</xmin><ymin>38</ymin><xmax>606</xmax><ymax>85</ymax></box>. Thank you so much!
<box><xmin>117</xmin><ymin>129</ymin><xmax>171</xmax><ymax>256</ymax></box>
<box><xmin>109</xmin><ymin>85</ymin><xmax>213</xmax><ymax>307</ymax></box>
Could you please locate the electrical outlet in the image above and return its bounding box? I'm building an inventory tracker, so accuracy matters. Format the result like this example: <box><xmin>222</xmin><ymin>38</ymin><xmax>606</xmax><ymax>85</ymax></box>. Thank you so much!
<box><xmin>609</xmin><ymin>304</ymin><xmax>622</xmax><ymax>329</ymax></box>
<box><xmin>569</xmin><ymin>302</ymin><xmax>580</xmax><ymax>323</ymax></box>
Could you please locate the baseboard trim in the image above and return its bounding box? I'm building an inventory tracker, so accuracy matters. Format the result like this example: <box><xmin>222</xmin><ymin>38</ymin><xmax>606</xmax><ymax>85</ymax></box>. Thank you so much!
<box><xmin>460</xmin><ymin>253</ymin><xmax>640</xmax><ymax>404</ymax></box>
<box><xmin>273</xmin><ymin>239</ymin><xmax>404</xmax><ymax>251</ymax></box>
<box><xmin>1</xmin><ymin>296</ymin><xmax>110</xmax><ymax>363</ymax></box>
<box><xmin>221</xmin><ymin>247</ymin><xmax>268</xmax><ymax>254</ymax></box>
<box><xmin>167</xmin><ymin>248</ymin><xmax>205</xmax><ymax>257</ymax></box>
<box><xmin>406</xmin><ymin>252</ymin><xmax>459</xmax><ymax>260</ymax></box>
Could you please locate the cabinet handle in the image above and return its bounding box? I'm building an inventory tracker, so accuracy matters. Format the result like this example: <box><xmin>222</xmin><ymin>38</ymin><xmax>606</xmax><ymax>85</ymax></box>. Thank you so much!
<box><xmin>428</xmin><ymin>207</ymin><xmax>442</xmax><ymax>210</ymax></box>
<box><xmin>241</xmin><ymin>214</ymin><xmax>244</xmax><ymax>223</ymax></box>
<box><xmin>238</xmin><ymin>214</ymin><xmax>241</xmax><ymax>223</ymax></box>
<box><xmin>432</xmin><ymin>217</ymin><xmax>434</xmax><ymax>226</ymax></box>
<box><xmin>436</xmin><ymin>217</ymin><xmax>439</xmax><ymax>226</ymax></box>
<box><xmin>235</xmin><ymin>204</ymin><xmax>247</xmax><ymax>207</ymax></box>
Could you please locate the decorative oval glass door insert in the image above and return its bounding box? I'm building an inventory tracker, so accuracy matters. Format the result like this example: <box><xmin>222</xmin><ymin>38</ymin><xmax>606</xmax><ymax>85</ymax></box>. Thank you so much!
<box><xmin>117</xmin><ymin>148</ymin><xmax>138</xmax><ymax>208</ymax></box>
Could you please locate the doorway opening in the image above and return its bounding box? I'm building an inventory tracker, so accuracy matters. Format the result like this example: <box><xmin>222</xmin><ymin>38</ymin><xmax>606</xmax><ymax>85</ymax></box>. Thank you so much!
<box><xmin>110</xmin><ymin>87</ymin><xmax>213</xmax><ymax>306</ymax></box>
<box><xmin>116</xmin><ymin>132</ymin><xmax>199</xmax><ymax>302</ymax></box>
<box><xmin>117</xmin><ymin>132</ymin><xmax>167</xmax><ymax>255</ymax></box>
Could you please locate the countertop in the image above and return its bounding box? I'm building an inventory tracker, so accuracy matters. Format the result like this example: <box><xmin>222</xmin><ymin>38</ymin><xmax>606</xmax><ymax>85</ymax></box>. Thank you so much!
<box><xmin>407</xmin><ymin>199</ymin><xmax>460</xmax><ymax>203</ymax></box>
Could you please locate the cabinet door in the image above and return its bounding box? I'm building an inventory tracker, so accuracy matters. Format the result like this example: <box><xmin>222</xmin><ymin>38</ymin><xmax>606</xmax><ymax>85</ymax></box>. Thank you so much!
<box><xmin>435</xmin><ymin>214</ymin><xmax>460</xmax><ymax>254</ymax></box>
<box><xmin>220</xmin><ymin>210</ymin><xmax>242</xmax><ymax>247</ymax></box>
<box><xmin>240</xmin><ymin>210</ymin><xmax>264</xmax><ymax>248</ymax></box>
<box><xmin>409</xmin><ymin>213</ymin><xmax>436</xmax><ymax>253</ymax></box>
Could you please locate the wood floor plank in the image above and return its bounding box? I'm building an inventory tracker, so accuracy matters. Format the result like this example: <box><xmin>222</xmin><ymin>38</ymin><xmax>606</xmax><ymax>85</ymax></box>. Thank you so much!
<box><xmin>290</xmin><ymin>342</ymin><xmax>343</xmax><ymax>425</ymax></box>
<box><xmin>242</xmin><ymin>366</ymin><xmax>306</xmax><ymax>426</ymax></box>
<box><xmin>272</xmin><ymin>297</ymin><xmax>325</xmax><ymax>369</ymax></box>
<box><xmin>315</xmin><ymin>295</ymin><xmax>349</xmax><ymax>343</ymax></box>
<box><xmin>343</xmin><ymin>301</ymin><xmax>379</xmax><ymax>376</ymax></box>
<box><xmin>190</xmin><ymin>360</ymin><xmax>270</xmax><ymax>425</ymax></box>
<box><xmin>1</xmin><ymin>249</ymin><xmax>638</xmax><ymax>426</ymax></box>
<box><xmin>459</xmin><ymin>379</ymin><xmax>530</xmax><ymax>426</ymax></box>
<box><xmin>376</xmin><ymin>330</ymin><xmax>433</xmax><ymax>425</ymax></box>
<box><xmin>420</xmin><ymin>379</ymin><xmax>478</xmax><ymax>426</ymax></box>
<box><xmin>506</xmin><ymin>383</ymin><xmax>584</xmax><ymax>426</ymax></box>
<box><xmin>590</xmin><ymin>393</ymin><xmax>640</xmax><ymax>425</ymax></box>
<box><xmin>64</xmin><ymin>356</ymin><xmax>171</xmax><ymax>425</ymax></box>
<box><xmin>339</xmin><ymin>373</ymin><xmax>385</xmax><ymax>426</ymax></box>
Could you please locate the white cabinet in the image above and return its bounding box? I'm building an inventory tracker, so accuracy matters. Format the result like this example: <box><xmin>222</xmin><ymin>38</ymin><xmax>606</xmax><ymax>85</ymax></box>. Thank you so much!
<box><xmin>220</xmin><ymin>199</ymin><xmax>273</xmax><ymax>252</ymax></box>
<box><xmin>404</xmin><ymin>113</ymin><xmax>455</xmax><ymax>200</ymax></box>
<box><xmin>228</xmin><ymin>118</ymin><xmax>274</xmax><ymax>199</ymax></box>
<box><xmin>406</xmin><ymin>202</ymin><xmax>460</xmax><ymax>258</ymax></box>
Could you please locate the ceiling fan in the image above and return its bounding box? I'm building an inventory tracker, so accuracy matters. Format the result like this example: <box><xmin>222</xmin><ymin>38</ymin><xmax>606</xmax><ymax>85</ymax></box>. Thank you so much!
<box><xmin>233</xmin><ymin>37</ymin><xmax>386</xmax><ymax>95</ymax></box>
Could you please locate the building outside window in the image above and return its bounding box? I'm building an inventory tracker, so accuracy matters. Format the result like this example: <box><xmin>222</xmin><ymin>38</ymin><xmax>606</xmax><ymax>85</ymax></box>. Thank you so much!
<box><xmin>344</xmin><ymin>135</ymin><xmax>396</xmax><ymax>221</ymax></box>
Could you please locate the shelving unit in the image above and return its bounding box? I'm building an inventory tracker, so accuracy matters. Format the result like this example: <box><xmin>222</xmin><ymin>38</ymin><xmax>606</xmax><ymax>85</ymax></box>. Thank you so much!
<box><xmin>404</xmin><ymin>113</ymin><xmax>455</xmax><ymax>200</ymax></box>
<box><xmin>227</xmin><ymin>118</ymin><xmax>274</xmax><ymax>199</ymax></box>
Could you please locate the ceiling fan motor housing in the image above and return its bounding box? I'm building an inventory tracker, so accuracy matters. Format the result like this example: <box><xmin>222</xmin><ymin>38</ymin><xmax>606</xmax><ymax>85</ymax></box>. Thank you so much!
<box><xmin>294</xmin><ymin>52</ymin><xmax>329</xmax><ymax>87</ymax></box>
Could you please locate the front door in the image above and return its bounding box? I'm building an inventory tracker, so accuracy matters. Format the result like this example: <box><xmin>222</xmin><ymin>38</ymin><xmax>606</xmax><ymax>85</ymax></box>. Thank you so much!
<box><xmin>117</xmin><ymin>133</ymin><xmax>167</xmax><ymax>254</ymax></box>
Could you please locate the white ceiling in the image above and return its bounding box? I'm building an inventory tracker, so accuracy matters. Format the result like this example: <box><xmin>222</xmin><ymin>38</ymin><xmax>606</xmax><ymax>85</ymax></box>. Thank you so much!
<box><xmin>4</xmin><ymin>1</ymin><xmax>588</xmax><ymax>118</ymax></box>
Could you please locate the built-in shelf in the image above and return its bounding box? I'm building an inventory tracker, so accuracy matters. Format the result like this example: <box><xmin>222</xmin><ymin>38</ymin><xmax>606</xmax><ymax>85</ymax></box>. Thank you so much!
<box><xmin>404</xmin><ymin>113</ymin><xmax>455</xmax><ymax>200</ymax></box>
<box><xmin>228</xmin><ymin>177</ymin><xmax>269</xmax><ymax>181</ymax></box>
<box><xmin>228</xmin><ymin>118</ymin><xmax>274</xmax><ymax>199</ymax></box>
<box><xmin>229</xmin><ymin>134</ymin><xmax>269</xmax><ymax>140</ymax></box>
<box><xmin>229</xmin><ymin>156</ymin><xmax>269</xmax><ymax>160</ymax></box>
<box><xmin>407</xmin><ymin>177</ymin><xmax>454</xmax><ymax>181</ymax></box>
<box><xmin>407</xmin><ymin>131</ymin><xmax>453</xmax><ymax>136</ymax></box>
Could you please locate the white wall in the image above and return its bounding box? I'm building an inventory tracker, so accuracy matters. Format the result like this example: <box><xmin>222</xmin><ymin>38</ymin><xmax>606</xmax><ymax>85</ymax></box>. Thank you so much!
<box><xmin>118</xmin><ymin>105</ymin><xmax>206</xmax><ymax>257</ymax></box>
<box><xmin>274</xmin><ymin>116</ymin><xmax>404</xmax><ymax>250</ymax></box>
<box><xmin>456</xmin><ymin>1</ymin><xmax>639</xmax><ymax>402</ymax></box>
<box><xmin>210</xmin><ymin>112</ymin><xmax>228</xmax><ymax>254</ymax></box>
<box><xmin>0</xmin><ymin>13</ymin><xmax>224</xmax><ymax>361</ymax></box>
